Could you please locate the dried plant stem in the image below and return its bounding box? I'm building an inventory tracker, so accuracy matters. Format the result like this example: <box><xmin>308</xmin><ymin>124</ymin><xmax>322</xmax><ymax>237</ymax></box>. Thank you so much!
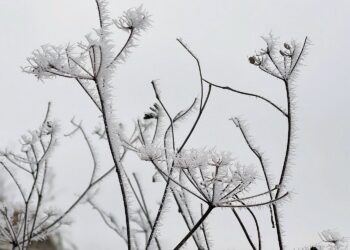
<box><xmin>174</xmin><ymin>205</ymin><xmax>214</xmax><ymax>250</ymax></box>
<box><xmin>133</xmin><ymin>173</ymin><xmax>162</xmax><ymax>250</ymax></box>
<box><xmin>200</xmin><ymin>204</ymin><xmax>211</xmax><ymax>250</ymax></box>
<box><xmin>24</xmin><ymin>165</ymin><xmax>116</xmax><ymax>244</ymax></box>
<box><xmin>232</xmin><ymin>118</ymin><xmax>275</xmax><ymax>228</ymax></box>
<box><xmin>96</xmin><ymin>82</ymin><xmax>131</xmax><ymax>250</ymax></box>
<box><xmin>272</xmin><ymin>79</ymin><xmax>291</xmax><ymax>249</ymax></box>
<box><xmin>231</xmin><ymin>208</ymin><xmax>257</xmax><ymax>250</ymax></box>
<box><xmin>107</xmin><ymin>28</ymin><xmax>135</xmax><ymax>68</ymax></box>
<box><xmin>146</xmin><ymin>81</ymin><xmax>176</xmax><ymax>249</ymax></box>
<box><xmin>145</xmin><ymin>168</ymin><xmax>174</xmax><ymax>249</ymax></box>
<box><xmin>203</xmin><ymin>79</ymin><xmax>288</xmax><ymax>117</ymax></box>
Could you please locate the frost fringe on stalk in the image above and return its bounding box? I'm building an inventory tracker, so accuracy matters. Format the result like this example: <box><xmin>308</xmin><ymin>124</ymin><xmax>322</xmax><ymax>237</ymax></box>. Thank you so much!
<box><xmin>23</xmin><ymin>1</ymin><xmax>151</xmax><ymax>249</ymax></box>
<box><xmin>15</xmin><ymin>0</ymin><xmax>347</xmax><ymax>249</ymax></box>
<box><xmin>0</xmin><ymin>104</ymin><xmax>116</xmax><ymax>250</ymax></box>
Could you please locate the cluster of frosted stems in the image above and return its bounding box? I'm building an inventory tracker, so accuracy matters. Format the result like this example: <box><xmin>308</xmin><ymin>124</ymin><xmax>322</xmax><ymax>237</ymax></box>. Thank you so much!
<box><xmin>137</xmin><ymin>145</ymin><xmax>278</xmax><ymax>208</ymax></box>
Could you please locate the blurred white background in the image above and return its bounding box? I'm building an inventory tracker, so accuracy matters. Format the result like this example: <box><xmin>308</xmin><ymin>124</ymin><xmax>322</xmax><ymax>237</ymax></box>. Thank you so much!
<box><xmin>0</xmin><ymin>0</ymin><xmax>349</xmax><ymax>249</ymax></box>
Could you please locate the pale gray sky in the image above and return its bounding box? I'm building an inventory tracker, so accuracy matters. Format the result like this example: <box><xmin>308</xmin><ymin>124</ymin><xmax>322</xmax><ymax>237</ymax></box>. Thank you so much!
<box><xmin>0</xmin><ymin>0</ymin><xmax>349</xmax><ymax>249</ymax></box>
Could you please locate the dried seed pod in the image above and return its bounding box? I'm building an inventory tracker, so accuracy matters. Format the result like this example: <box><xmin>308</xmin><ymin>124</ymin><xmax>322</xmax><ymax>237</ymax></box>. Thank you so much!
<box><xmin>144</xmin><ymin>113</ymin><xmax>156</xmax><ymax>120</ymax></box>
<box><xmin>248</xmin><ymin>56</ymin><xmax>256</xmax><ymax>64</ymax></box>
<box><xmin>284</xmin><ymin>43</ymin><xmax>291</xmax><ymax>50</ymax></box>
<box><xmin>280</xmin><ymin>50</ymin><xmax>287</xmax><ymax>56</ymax></box>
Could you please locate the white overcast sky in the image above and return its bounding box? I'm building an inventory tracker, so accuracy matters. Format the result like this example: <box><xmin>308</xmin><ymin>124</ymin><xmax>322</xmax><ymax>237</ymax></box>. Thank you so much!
<box><xmin>0</xmin><ymin>0</ymin><xmax>349</xmax><ymax>249</ymax></box>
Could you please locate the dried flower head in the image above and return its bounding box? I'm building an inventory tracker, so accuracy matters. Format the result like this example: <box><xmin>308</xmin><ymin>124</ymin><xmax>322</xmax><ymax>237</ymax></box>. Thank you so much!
<box><xmin>284</xmin><ymin>42</ymin><xmax>291</xmax><ymax>50</ymax></box>
<box><xmin>173</xmin><ymin>149</ymin><xmax>209</xmax><ymax>169</ymax></box>
<box><xmin>248</xmin><ymin>56</ymin><xmax>261</xmax><ymax>66</ymax></box>
<box><xmin>114</xmin><ymin>5</ymin><xmax>151</xmax><ymax>32</ymax></box>
<box><xmin>319</xmin><ymin>229</ymin><xmax>348</xmax><ymax>249</ymax></box>
<box><xmin>137</xmin><ymin>144</ymin><xmax>164</xmax><ymax>162</ymax></box>
<box><xmin>172</xmin><ymin>149</ymin><xmax>264</xmax><ymax>207</ymax></box>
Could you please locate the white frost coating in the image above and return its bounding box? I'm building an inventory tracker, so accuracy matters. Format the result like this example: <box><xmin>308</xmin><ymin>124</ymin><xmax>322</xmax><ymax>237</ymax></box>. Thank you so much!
<box><xmin>0</xmin><ymin>203</ymin><xmax>63</xmax><ymax>244</ymax></box>
<box><xmin>137</xmin><ymin>144</ymin><xmax>165</xmax><ymax>162</ymax></box>
<box><xmin>172</xmin><ymin>149</ymin><xmax>259</xmax><ymax>206</ymax></box>
<box><xmin>173</xmin><ymin>149</ymin><xmax>209</xmax><ymax>169</ymax></box>
<box><xmin>114</xmin><ymin>5</ymin><xmax>151</xmax><ymax>33</ymax></box>
<box><xmin>319</xmin><ymin>229</ymin><xmax>348</xmax><ymax>250</ymax></box>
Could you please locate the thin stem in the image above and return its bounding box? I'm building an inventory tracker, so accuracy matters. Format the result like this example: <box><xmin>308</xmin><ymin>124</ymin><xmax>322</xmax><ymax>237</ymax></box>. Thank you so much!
<box><xmin>28</xmin><ymin>107</ymin><xmax>52</xmax><ymax>243</ymax></box>
<box><xmin>267</xmin><ymin>52</ymin><xmax>284</xmax><ymax>79</ymax></box>
<box><xmin>176</xmin><ymin>39</ymin><xmax>204</xmax><ymax>108</ymax></box>
<box><xmin>95</xmin><ymin>82</ymin><xmax>132</xmax><ymax>250</ymax></box>
<box><xmin>231</xmin><ymin>208</ymin><xmax>257</xmax><ymax>250</ymax></box>
<box><xmin>68</xmin><ymin>56</ymin><xmax>94</xmax><ymax>78</ymax></box>
<box><xmin>289</xmin><ymin>37</ymin><xmax>308</xmax><ymax>76</ymax></box>
<box><xmin>75</xmin><ymin>79</ymin><xmax>102</xmax><ymax>111</ymax></box>
<box><xmin>273</xmin><ymin>80</ymin><xmax>292</xmax><ymax>249</ymax></box>
<box><xmin>89</xmin><ymin>200</ymin><xmax>128</xmax><ymax>243</ymax></box>
<box><xmin>231</xmin><ymin>118</ymin><xmax>275</xmax><ymax>227</ymax></box>
<box><xmin>107</xmin><ymin>29</ymin><xmax>134</xmax><ymax>69</ymax></box>
<box><xmin>22</xmin><ymin>146</ymin><xmax>42</xmax><ymax>249</ymax></box>
<box><xmin>176</xmin><ymin>39</ymin><xmax>213</xmax><ymax>152</ymax></box>
<box><xmin>27</xmin><ymin>160</ymin><xmax>48</xmax><ymax>246</ymax></box>
<box><xmin>0</xmin><ymin>162</ymin><xmax>26</xmax><ymax>202</ymax></box>
<box><xmin>146</xmin><ymin>80</ymin><xmax>179</xmax><ymax>249</ymax></box>
<box><xmin>174</xmin><ymin>205</ymin><xmax>214</xmax><ymax>250</ymax></box>
<box><xmin>133</xmin><ymin>174</ymin><xmax>162</xmax><ymax>250</ymax></box>
<box><xmin>203</xmin><ymin>79</ymin><xmax>288</xmax><ymax>117</ymax></box>
<box><xmin>145</xmin><ymin>167</ymin><xmax>174</xmax><ymax>249</ymax></box>
<box><xmin>150</xmin><ymin>161</ymin><xmax>206</xmax><ymax>202</ymax></box>
<box><xmin>220</xmin><ymin>192</ymin><xmax>288</xmax><ymax>208</ymax></box>
<box><xmin>20</xmin><ymin>165</ymin><xmax>116</xmax><ymax>245</ymax></box>
<box><xmin>200</xmin><ymin>204</ymin><xmax>211</xmax><ymax>250</ymax></box>
<box><xmin>179</xmin><ymin>84</ymin><xmax>212</xmax><ymax>152</ymax></box>
<box><xmin>95</xmin><ymin>0</ymin><xmax>104</xmax><ymax>29</ymax></box>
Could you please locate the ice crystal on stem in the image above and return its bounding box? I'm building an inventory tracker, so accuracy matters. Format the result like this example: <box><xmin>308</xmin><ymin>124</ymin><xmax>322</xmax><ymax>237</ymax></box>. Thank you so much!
<box><xmin>137</xmin><ymin>144</ymin><xmax>165</xmax><ymax>162</ymax></box>
<box><xmin>173</xmin><ymin>149</ymin><xmax>209</xmax><ymax>169</ymax></box>
<box><xmin>319</xmin><ymin>230</ymin><xmax>348</xmax><ymax>249</ymax></box>
<box><xmin>171</xmin><ymin>149</ymin><xmax>277</xmax><ymax>207</ymax></box>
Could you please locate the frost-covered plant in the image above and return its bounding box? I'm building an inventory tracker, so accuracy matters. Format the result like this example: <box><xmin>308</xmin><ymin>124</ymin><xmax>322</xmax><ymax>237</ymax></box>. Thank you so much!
<box><xmin>318</xmin><ymin>230</ymin><xmax>348</xmax><ymax>250</ymax></box>
<box><xmin>23</xmin><ymin>1</ymin><xmax>151</xmax><ymax>249</ymax></box>
<box><xmin>303</xmin><ymin>230</ymin><xmax>348</xmax><ymax>250</ymax></box>
<box><xmin>17</xmin><ymin>0</ymin><xmax>346</xmax><ymax>249</ymax></box>
<box><xmin>0</xmin><ymin>105</ymin><xmax>115</xmax><ymax>250</ymax></box>
<box><xmin>172</xmin><ymin>149</ymin><xmax>276</xmax><ymax>207</ymax></box>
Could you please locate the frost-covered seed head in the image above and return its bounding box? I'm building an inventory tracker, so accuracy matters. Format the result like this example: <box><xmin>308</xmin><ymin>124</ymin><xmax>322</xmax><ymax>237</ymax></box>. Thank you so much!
<box><xmin>173</xmin><ymin>149</ymin><xmax>209</xmax><ymax>169</ymax></box>
<box><xmin>114</xmin><ymin>5</ymin><xmax>151</xmax><ymax>32</ymax></box>
<box><xmin>138</xmin><ymin>144</ymin><xmax>164</xmax><ymax>162</ymax></box>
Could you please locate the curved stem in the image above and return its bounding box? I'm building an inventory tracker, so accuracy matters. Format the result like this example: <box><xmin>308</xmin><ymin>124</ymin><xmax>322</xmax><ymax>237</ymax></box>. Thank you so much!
<box><xmin>107</xmin><ymin>29</ymin><xmax>134</xmax><ymax>69</ymax></box>
<box><xmin>231</xmin><ymin>118</ymin><xmax>275</xmax><ymax>227</ymax></box>
<box><xmin>203</xmin><ymin>79</ymin><xmax>288</xmax><ymax>117</ymax></box>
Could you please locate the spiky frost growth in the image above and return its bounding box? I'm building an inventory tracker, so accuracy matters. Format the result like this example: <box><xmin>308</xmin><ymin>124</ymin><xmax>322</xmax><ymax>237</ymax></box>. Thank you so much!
<box><xmin>23</xmin><ymin>1</ymin><xmax>151</xmax><ymax>113</ymax></box>
<box><xmin>87</xmin><ymin>199</ymin><xmax>127</xmax><ymax>243</ymax></box>
<box><xmin>114</xmin><ymin>5</ymin><xmax>151</xmax><ymax>32</ymax></box>
<box><xmin>319</xmin><ymin>230</ymin><xmax>348</xmax><ymax>250</ymax></box>
<box><xmin>106</xmin><ymin>5</ymin><xmax>151</xmax><ymax>67</ymax></box>
<box><xmin>171</xmin><ymin>149</ymin><xmax>282</xmax><ymax>207</ymax></box>
<box><xmin>173</xmin><ymin>148</ymin><xmax>208</xmax><ymax>169</ymax></box>
<box><xmin>0</xmin><ymin>175</ymin><xmax>7</xmax><ymax>203</ymax></box>
<box><xmin>0</xmin><ymin>204</ymin><xmax>65</xmax><ymax>247</ymax></box>
<box><xmin>0</xmin><ymin>105</ymin><xmax>118</xmax><ymax>249</ymax></box>
<box><xmin>249</xmin><ymin>34</ymin><xmax>310</xmax><ymax>82</ymax></box>
<box><xmin>137</xmin><ymin>144</ymin><xmax>165</xmax><ymax>162</ymax></box>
